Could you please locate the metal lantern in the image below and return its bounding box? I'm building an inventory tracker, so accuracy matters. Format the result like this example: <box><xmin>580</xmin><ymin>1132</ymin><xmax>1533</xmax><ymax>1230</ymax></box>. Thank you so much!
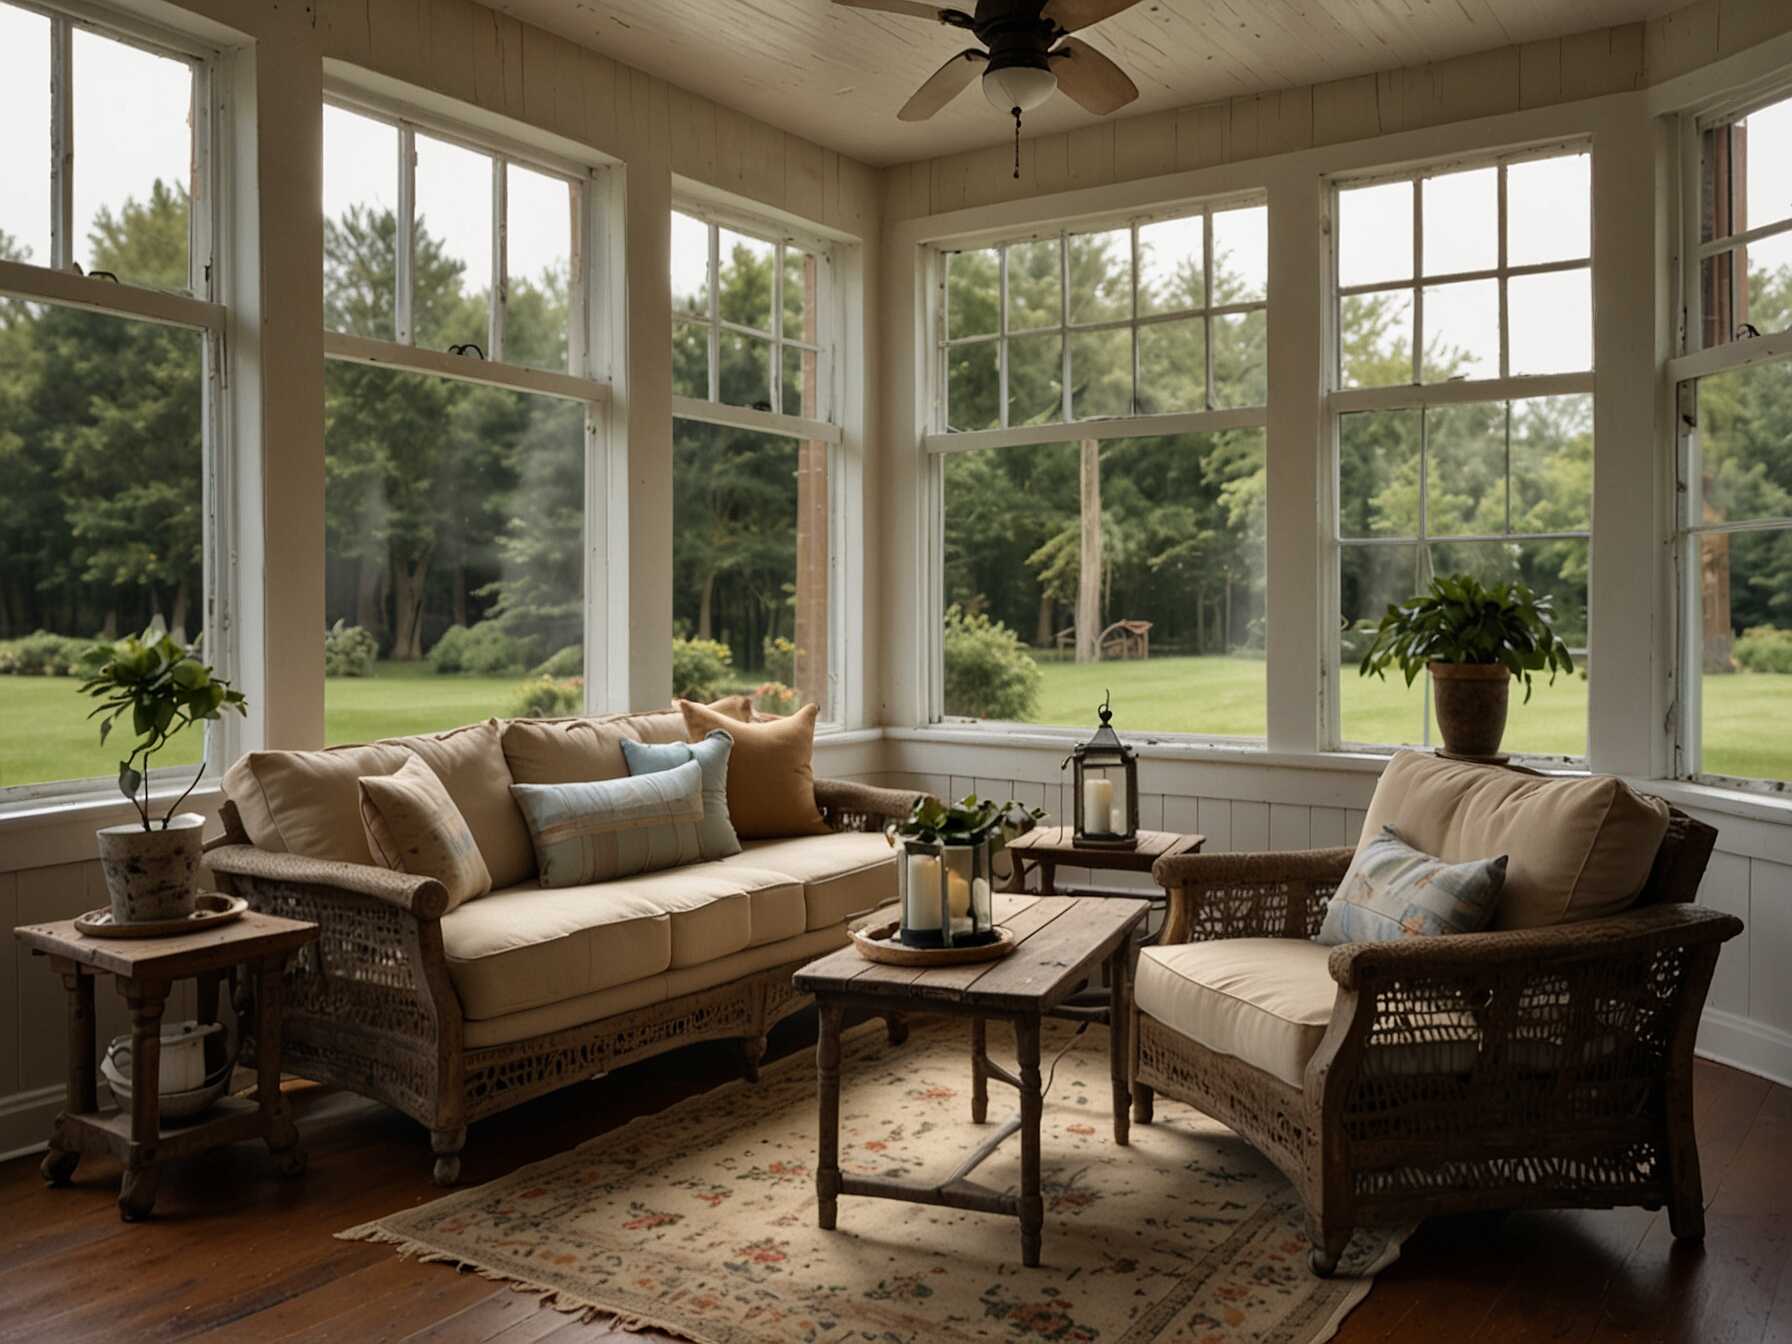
<box><xmin>1064</xmin><ymin>691</ymin><xmax>1138</xmax><ymax>849</ymax></box>
<box><xmin>898</xmin><ymin>832</ymin><xmax>998</xmax><ymax>949</ymax></box>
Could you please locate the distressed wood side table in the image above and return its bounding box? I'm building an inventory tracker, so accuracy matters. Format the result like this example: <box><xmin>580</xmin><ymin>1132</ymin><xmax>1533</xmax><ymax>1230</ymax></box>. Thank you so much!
<box><xmin>1002</xmin><ymin>826</ymin><xmax>1205</xmax><ymax>898</ymax></box>
<box><xmin>794</xmin><ymin>895</ymin><xmax>1149</xmax><ymax>1268</ymax></box>
<box><xmin>15</xmin><ymin>911</ymin><xmax>319</xmax><ymax>1221</ymax></box>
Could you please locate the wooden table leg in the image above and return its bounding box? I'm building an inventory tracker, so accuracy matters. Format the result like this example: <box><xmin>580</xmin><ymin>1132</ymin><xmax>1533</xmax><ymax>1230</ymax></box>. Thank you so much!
<box><xmin>970</xmin><ymin>1017</ymin><xmax>989</xmax><ymax>1124</ymax></box>
<box><xmin>1036</xmin><ymin>861</ymin><xmax>1057</xmax><ymax>896</ymax></box>
<box><xmin>41</xmin><ymin>966</ymin><xmax>95</xmax><ymax>1186</ymax></box>
<box><xmin>118</xmin><ymin>979</ymin><xmax>168</xmax><ymax>1221</ymax></box>
<box><xmin>1016</xmin><ymin>1015</ymin><xmax>1044</xmax><ymax>1268</ymax></box>
<box><xmin>816</xmin><ymin>999</ymin><xmax>843</xmax><ymax>1231</ymax></box>
<box><xmin>257</xmin><ymin>955</ymin><xmax>307</xmax><ymax>1178</ymax></box>
<box><xmin>1107</xmin><ymin>944</ymin><xmax>1130</xmax><ymax>1146</ymax></box>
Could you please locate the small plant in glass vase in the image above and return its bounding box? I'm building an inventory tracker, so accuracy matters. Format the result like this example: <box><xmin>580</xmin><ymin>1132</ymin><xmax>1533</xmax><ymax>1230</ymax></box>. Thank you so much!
<box><xmin>885</xmin><ymin>795</ymin><xmax>1046</xmax><ymax>948</ymax></box>
<box><xmin>79</xmin><ymin>626</ymin><xmax>247</xmax><ymax>925</ymax></box>
<box><xmin>1356</xmin><ymin>573</ymin><xmax>1574</xmax><ymax>761</ymax></box>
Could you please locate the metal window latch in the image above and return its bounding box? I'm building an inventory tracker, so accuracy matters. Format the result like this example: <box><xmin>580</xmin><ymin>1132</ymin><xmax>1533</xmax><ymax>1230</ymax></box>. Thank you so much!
<box><xmin>447</xmin><ymin>343</ymin><xmax>487</xmax><ymax>359</ymax></box>
<box><xmin>1737</xmin><ymin>323</ymin><xmax>1762</xmax><ymax>339</ymax></box>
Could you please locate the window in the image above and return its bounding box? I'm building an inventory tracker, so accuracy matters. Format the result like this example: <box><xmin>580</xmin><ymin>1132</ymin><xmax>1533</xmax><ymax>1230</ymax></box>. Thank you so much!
<box><xmin>0</xmin><ymin>3</ymin><xmax>223</xmax><ymax>797</ymax></box>
<box><xmin>670</xmin><ymin>208</ymin><xmax>837</xmax><ymax>720</ymax></box>
<box><xmin>926</xmin><ymin>197</ymin><xmax>1269</xmax><ymax>736</ymax></box>
<box><xmin>1692</xmin><ymin>92</ymin><xmax>1792</xmax><ymax>351</ymax></box>
<box><xmin>321</xmin><ymin>96</ymin><xmax>604</xmax><ymax>741</ymax></box>
<box><xmin>1330</xmin><ymin>147</ymin><xmax>1594</xmax><ymax>758</ymax></box>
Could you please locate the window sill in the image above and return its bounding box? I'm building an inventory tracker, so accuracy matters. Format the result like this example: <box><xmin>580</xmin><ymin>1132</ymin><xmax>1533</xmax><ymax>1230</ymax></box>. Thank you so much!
<box><xmin>0</xmin><ymin>785</ymin><xmax>225</xmax><ymax>876</ymax></box>
<box><xmin>885</xmin><ymin>724</ymin><xmax>1392</xmax><ymax>774</ymax></box>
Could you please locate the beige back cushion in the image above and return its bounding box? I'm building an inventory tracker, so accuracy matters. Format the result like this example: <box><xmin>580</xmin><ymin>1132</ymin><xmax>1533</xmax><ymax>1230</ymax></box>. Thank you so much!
<box><xmin>359</xmin><ymin>755</ymin><xmax>492</xmax><ymax>911</ymax></box>
<box><xmin>1358</xmin><ymin>751</ymin><xmax>1670</xmax><ymax>930</ymax></box>
<box><xmin>501</xmin><ymin>696</ymin><xmax>755</xmax><ymax>786</ymax></box>
<box><xmin>224</xmin><ymin>742</ymin><xmax>411</xmax><ymax>865</ymax></box>
<box><xmin>381</xmin><ymin>720</ymin><xmax>534</xmax><ymax>890</ymax></box>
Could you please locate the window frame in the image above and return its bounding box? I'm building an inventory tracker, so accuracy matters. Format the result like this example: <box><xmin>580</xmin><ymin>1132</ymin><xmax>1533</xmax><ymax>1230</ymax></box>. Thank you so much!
<box><xmin>1323</xmin><ymin>139</ymin><xmax>1597</xmax><ymax>761</ymax></box>
<box><xmin>0</xmin><ymin>0</ymin><xmax>233</xmax><ymax>809</ymax></box>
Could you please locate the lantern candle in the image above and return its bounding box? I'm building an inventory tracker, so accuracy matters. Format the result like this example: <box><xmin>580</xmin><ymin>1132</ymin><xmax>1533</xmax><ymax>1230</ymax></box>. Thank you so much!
<box><xmin>1083</xmin><ymin>778</ymin><xmax>1114</xmax><ymax>833</ymax></box>
<box><xmin>946</xmin><ymin>867</ymin><xmax>972</xmax><ymax>918</ymax></box>
<box><xmin>906</xmin><ymin>853</ymin><xmax>942</xmax><ymax>929</ymax></box>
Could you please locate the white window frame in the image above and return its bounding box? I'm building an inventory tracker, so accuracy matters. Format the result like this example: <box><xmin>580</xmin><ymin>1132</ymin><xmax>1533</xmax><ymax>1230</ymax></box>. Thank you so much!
<box><xmin>1323</xmin><ymin>140</ymin><xmax>1596</xmax><ymax>760</ymax></box>
<box><xmin>1670</xmin><ymin>83</ymin><xmax>1792</xmax><ymax>793</ymax></box>
<box><xmin>0</xmin><ymin>0</ymin><xmax>233</xmax><ymax>809</ymax></box>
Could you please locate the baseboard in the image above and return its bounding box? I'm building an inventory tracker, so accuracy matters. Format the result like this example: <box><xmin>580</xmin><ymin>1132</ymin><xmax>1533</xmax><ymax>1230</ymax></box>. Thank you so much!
<box><xmin>0</xmin><ymin>1084</ymin><xmax>71</xmax><ymax>1164</ymax></box>
<box><xmin>1698</xmin><ymin>1008</ymin><xmax>1792</xmax><ymax>1090</ymax></box>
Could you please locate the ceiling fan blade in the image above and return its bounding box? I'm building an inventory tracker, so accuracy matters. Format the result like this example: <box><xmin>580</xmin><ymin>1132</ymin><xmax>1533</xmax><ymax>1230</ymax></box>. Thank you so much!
<box><xmin>899</xmin><ymin>49</ymin><xmax>987</xmax><ymax>122</ymax></box>
<box><xmin>1042</xmin><ymin>0</ymin><xmax>1146</xmax><ymax>34</ymax></box>
<box><xmin>833</xmin><ymin>0</ymin><xmax>956</xmax><ymax>21</ymax></box>
<box><xmin>1052</xmin><ymin>36</ymin><xmax>1138</xmax><ymax>116</ymax></box>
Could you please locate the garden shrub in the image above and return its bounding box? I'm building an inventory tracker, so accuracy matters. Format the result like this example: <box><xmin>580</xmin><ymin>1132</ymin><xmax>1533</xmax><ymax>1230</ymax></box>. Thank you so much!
<box><xmin>753</xmin><ymin>680</ymin><xmax>799</xmax><ymax>717</ymax></box>
<box><xmin>1735</xmin><ymin>625</ymin><xmax>1792</xmax><ymax>675</ymax></box>
<box><xmin>942</xmin><ymin>604</ymin><xmax>1041</xmax><ymax>720</ymax></box>
<box><xmin>672</xmin><ymin>637</ymin><xmax>734</xmax><ymax>701</ymax></box>
<box><xmin>429</xmin><ymin>621</ymin><xmax>539</xmax><ymax>676</ymax></box>
<box><xmin>762</xmin><ymin>635</ymin><xmax>796</xmax><ymax>685</ymax></box>
<box><xmin>0</xmin><ymin>631</ymin><xmax>94</xmax><ymax>676</ymax></box>
<box><xmin>323</xmin><ymin>621</ymin><xmax>378</xmax><ymax>678</ymax></box>
<box><xmin>534</xmin><ymin>643</ymin><xmax>584</xmax><ymax>678</ymax></box>
<box><xmin>508</xmin><ymin>675</ymin><xmax>584</xmax><ymax>718</ymax></box>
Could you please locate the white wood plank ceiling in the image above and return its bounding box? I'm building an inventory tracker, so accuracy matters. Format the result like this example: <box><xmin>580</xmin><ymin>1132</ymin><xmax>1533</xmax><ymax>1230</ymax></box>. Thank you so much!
<box><xmin>491</xmin><ymin>0</ymin><xmax>1683</xmax><ymax>165</ymax></box>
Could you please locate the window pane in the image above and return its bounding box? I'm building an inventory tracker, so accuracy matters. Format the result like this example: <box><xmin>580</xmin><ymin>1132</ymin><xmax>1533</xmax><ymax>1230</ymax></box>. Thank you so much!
<box><xmin>783</xmin><ymin>246</ymin><xmax>817</xmax><ymax>342</ymax></box>
<box><xmin>1422</xmin><ymin>167</ymin><xmax>1497</xmax><ymax>276</ymax></box>
<box><xmin>946</xmin><ymin>339</ymin><xmax>998</xmax><ymax>432</ymax></box>
<box><xmin>1137</xmin><ymin>317</ymin><xmax>1204</xmax><ymax>415</ymax></box>
<box><xmin>0</xmin><ymin>300</ymin><xmax>206</xmax><ymax>788</ymax></box>
<box><xmin>1068</xmin><ymin>228</ymin><xmax>1130</xmax><ymax>324</ymax></box>
<box><xmin>1006</xmin><ymin>237</ymin><xmax>1061</xmax><ymax>332</ymax></box>
<box><xmin>504</xmin><ymin>163</ymin><xmax>572</xmax><ymax>372</ymax></box>
<box><xmin>1509</xmin><ymin>268</ymin><xmax>1591</xmax><ymax>375</ymax></box>
<box><xmin>1007</xmin><ymin>331</ymin><xmax>1063</xmax><ymax>426</ymax></box>
<box><xmin>941</xmin><ymin>432</ymin><xmax>1266</xmax><ymax>737</ymax></box>
<box><xmin>1211</xmin><ymin>309</ymin><xmax>1266</xmax><ymax>408</ymax></box>
<box><xmin>1339</xmin><ymin>409</ymin><xmax>1420</xmax><ymax>538</ymax></box>
<box><xmin>1510</xmin><ymin>394</ymin><xmax>1592</xmax><ymax>533</ymax></box>
<box><xmin>1698</xmin><ymin>529</ymin><xmax>1792</xmax><ymax>780</ymax></box>
<box><xmin>1741</xmin><ymin>230</ymin><xmax>1792</xmax><ymax>336</ymax></box>
<box><xmin>1697</xmin><ymin>358</ymin><xmax>1792</xmax><ymax>526</ymax></box>
<box><xmin>1507</xmin><ymin>153</ymin><xmax>1590</xmax><ymax>266</ymax></box>
<box><xmin>1338</xmin><ymin>180</ymin><xmax>1412</xmax><ymax>287</ymax></box>
<box><xmin>1138</xmin><ymin>215</ymin><xmax>1203</xmax><ymax>315</ymax></box>
<box><xmin>947</xmin><ymin>247</ymin><xmax>998</xmax><ymax>340</ymax></box>
<box><xmin>1421</xmin><ymin>279</ymin><xmax>1499</xmax><ymax>382</ymax></box>
<box><xmin>1070</xmin><ymin>327</ymin><xmax>1130</xmax><ymax>419</ymax></box>
<box><xmin>672</xmin><ymin>317</ymin><xmax>709</xmax><ymax>398</ymax></box>
<box><xmin>719</xmin><ymin>330</ymin><xmax>772</xmax><ymax>411</ymax></box>
<box><xmin>673</xmin><ymin>421</ymin><xmax>828</xmax><ymax>719</ymax></box>
<box><xmin>413</xmin><ymin>134</ymin><xmax>493</xmax><ymax>352</ymax></box>
<box><xmin>1212</xmin><ymin>204</ymin><xmax>1268</xmax><ymax>303</ymax></box>
<box><xmin>671</xmin><ymin>211</ymin><xmax>710</xmax><ymax>318</ymax></box>
<box><xmin>0</xmin><ymin>3</ymin><xmax>50</xmax><ymax>266</ymax></box>
<box><xmin>1340</xmin><ymin>290</ymin><xmax>1413</xmax><ymax>389</ymax></box>
<box><xmin>1425</xmin><ymin>401</ymin><xmax>1506</xmax><ymax>536</ymax></box>
<box><xmin>72</xmin><ymin>28</ymin><xmax>192</xmax><ymax>289</ymax></box>
<box><xmin>783</xmin><ymin>343</ymin><xmax>817</xmax><ymax>418</ymax></box>
<box><xmin>718</xmin><ymin>227</ymin><xmax>774</xmax><ymax>332</ymax></box>
<box><xmin>1745</xmin><ymin>95</ymin><xmax>1792</xmax><ymax>238</ymax></box>
<box><xmin>323</xmin><ymin>362</ymin><xmax>585</xmax><ymax>741</ymax></box>
<box><xmin>323</xmin><ymin>105</ymin><xmax>399</xmax><ymax>340</ymax></box>
<box><xmin>1339</xmin><ymin>543</ymin><xmax>1425</xmax><ymax>747</ymax></box>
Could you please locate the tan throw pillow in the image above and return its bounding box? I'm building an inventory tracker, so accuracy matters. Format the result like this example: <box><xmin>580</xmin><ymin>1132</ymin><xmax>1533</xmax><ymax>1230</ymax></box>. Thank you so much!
<box><xmin>359</xmin><ymin>755</ymin><xmax>492</xmax><ymax>912</ymax></box>
<box><xmin>224</xmin><ymin>742</ymin><xmax>411</xmax><ymax>865</ymax></box>
<box><xmin>502</xmin><ymin>696</ymin><xmax>756</xmax><ymax>785</ymax></box>
<box><xmin>381</xmin><ymin>720</ymin><xmax>534</xmax><ymax>890</ymax></box>
<box><xmin>678</xmin><ymin>700</ymin><xmax>830</xmax><ymax>841</ymax></box>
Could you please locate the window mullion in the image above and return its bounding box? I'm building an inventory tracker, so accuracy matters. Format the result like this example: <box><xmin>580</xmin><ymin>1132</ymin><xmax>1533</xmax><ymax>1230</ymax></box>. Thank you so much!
<box><xmin>1497</xmin><ymin>163</ymin><xmax>1510</xmax><ymax>379</ymax></box>
<box><xmin>772</xmin><ymin>242</ymin><xmax>784</xmax><ymax>415</ymax></box>
<box><xmin>1203</xmin><ymin>207</ymin><xmax>1215</xmax><ymax>410</ymax></box>
<box><xmin>1129</xmin><ymin>221</ymin><xmax>1140</xmax><ymax>415</ymax></box>
<box><xmin>490</xmin><ymin>155</ymin><xmax>507</xmax><ymax>363</ymax></box>
<box><xmin>998</xmin><ymin>244</ymin><xmax>1010</xmax><ymax>429</ymax></box>
<box><xmin>1410</xmin><ymin>178</ymin><xmax>1423</xmax><ymax>386</ymax></box>
<box><xmin>49</xmin><ymin>15</ymin><xmax>72</xmax><ymax>271</ymax></box>
<box><xmin>396</xmin><ymin>123</ymin><xmax>416</xmax><ymax>345</ymax></box>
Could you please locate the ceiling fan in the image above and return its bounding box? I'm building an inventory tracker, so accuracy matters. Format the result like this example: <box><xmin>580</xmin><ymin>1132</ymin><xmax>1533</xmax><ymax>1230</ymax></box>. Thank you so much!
<box><xmin>833</xmin><ymin>0</ymin><xmax>1144</xmax><ymax>172</ymax></box>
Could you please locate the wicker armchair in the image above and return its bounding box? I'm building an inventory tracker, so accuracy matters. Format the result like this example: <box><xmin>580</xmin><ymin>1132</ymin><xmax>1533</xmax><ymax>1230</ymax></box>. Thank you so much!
<box><xmin>1134</xmin><ymin>803</ymin><xmax>1741</xmax><ymax>1276</ymax></box>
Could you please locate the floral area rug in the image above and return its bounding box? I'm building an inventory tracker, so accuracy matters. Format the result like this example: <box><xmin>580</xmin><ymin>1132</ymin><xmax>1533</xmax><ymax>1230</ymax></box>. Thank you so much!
<box><xmin>340</xmin><ymin>1018</ymin><xmax>1406</xmax><ymax>1343</ymax></box>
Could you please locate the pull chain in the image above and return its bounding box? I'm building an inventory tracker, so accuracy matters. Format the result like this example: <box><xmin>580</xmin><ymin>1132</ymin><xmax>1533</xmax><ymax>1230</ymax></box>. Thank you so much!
<box><xmin>1012</xmin><ymin>108</ymin><xmax>1022</xmax><ymax>179</ymax></box>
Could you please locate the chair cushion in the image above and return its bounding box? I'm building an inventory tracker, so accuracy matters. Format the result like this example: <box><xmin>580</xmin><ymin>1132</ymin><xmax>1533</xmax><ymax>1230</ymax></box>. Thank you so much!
<box><xmin>380</xmin><ymin>720</ymin><xmax>535</xmax><ymax>889</ymax></box>
<box><xmin>223</xmin><ymin>742</ymin><xmax>411</xmax><ymax>866</ymax></box>
<box><xmin>1316</xmin><ymin>825</ymin><xmax>1506</xmax><ymax>945</ymax></box>
<box><xmin>1135</xmin><ymin>939</ymin><xmax>1337</xmax><ymax>1089</ymax></box>
<box><xmin>623</xmin><ymin>731</ymin><xmax>742</xmax><ymax>861</ymax></box>
<box><xmin>358</xmin><ymin>755</ymin><xmax>492</xmax><ymax>912</ymax></box>
<box><xmin>500</xmin><ymin>697</ymin><xmax>755</xmax><ymax>786</ymax></box>
<box><xmin>679</xmin><ymin>700</ymin><xmax>829</xmax><ymax>840</ymax></box>
<box><xmin>1359</xmin><ymin>751</ymin><xmax>1670</xmax><ymax>930</ymax></box>
<box><xmin>714</xmin><ymin>831</ymin><xmax>897</xmax><ymax>929</ymax></box>
<box><xmin>511</xmin><ymin>762</ymin><xmax>707</xmax><ymax>888</ymax></box>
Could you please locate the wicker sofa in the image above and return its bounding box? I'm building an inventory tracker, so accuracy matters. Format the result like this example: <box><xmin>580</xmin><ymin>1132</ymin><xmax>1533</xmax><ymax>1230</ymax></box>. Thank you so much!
<box><xmin>203</xmin><ymin>704</ymin><xmax>918</xmax><ymax>1183</ymax></box>
<box><xmin>1131</xmin><ymin>752</ymin><xmax>1742</xmax><ymax>1276</ymax></box>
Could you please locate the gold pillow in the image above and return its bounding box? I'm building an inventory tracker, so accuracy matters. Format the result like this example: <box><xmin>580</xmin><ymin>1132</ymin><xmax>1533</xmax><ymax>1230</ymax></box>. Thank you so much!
<box><xmin>358</xmin><ymin>755</ymin><xmax>493</xmax><ymax>912</ymax></box>
<box><xmin>678</xmin><ymin>700</ymin><xmax>830</xmax><ymax>841</ymax></box>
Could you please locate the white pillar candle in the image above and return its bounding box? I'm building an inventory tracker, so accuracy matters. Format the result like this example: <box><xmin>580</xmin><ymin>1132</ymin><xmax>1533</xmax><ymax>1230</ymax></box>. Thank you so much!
<box><xmin>971</xmin><ymin>876</ymin><xmax>991</xmax><ymax>919</ymax></box>
<box><xmin>906</xmin><ymin>854</ymin><xmax>942</xmax><ymax>929</ymax></box>
<box><xmin>1111</xmin><ymin>803</ymin><xmax>1127</xmax><ymax>835</ymax></box>
<box><xmin>1083</xmin><ymin>778</ymin><xmax>1114</xmax><ymax>833</ymax></box>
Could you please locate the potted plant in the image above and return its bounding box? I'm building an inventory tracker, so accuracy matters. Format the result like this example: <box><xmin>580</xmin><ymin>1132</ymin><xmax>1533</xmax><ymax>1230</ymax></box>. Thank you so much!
<box><xmin>79</xmin><ymin>627</ymin><xmax>247</xmax><ymax>924</ymax></box>
<box><xmin>1356</xmin><ymin>574</ymin><xmax>1574</xmax><ymax>760</ymax></box>
<box><xmin>886</xmin><ymin>794</ymin><xmax>1045</xmax><ymax>947</ymax></box>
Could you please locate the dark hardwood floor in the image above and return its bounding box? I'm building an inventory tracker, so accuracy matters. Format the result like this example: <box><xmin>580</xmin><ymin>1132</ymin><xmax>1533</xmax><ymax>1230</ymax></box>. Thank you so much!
<box><xmin>2</xmin><ymin>1014</ymin><xmax>1788</xmax><ymax>1343</ymax></box>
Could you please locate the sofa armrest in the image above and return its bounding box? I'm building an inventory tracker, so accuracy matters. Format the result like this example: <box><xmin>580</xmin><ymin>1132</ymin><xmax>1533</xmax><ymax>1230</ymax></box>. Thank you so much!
<box><xmin>815</xmin><ymin>778</ymin><xmax>926</xmax><ymax>833</ymax></box>
<box><xmin>1152</xmin><ymin>847</ymin><xmax>1355</xmax><ymax>944</ymax></box>
<box><xmin>206</xmin><ymin>843</ymin><xmax>451</xmax><ymax>919</ymax></box>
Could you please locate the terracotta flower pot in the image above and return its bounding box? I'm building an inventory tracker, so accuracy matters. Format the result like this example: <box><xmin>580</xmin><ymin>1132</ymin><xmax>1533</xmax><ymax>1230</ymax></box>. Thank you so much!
<box><xmin>96</xmin><ymin>813</ymin><xmax>205</xmax><ymax>924</ymax></box>
<box><xmin>1428</xmin><ymin>661</ymin><xmax>1511</xmax><ymax>760</ymax></box>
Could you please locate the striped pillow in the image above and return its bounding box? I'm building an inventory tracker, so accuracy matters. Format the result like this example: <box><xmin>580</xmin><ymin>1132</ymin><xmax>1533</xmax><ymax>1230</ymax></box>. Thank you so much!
<box><xmin>621</xmin><ymin>730</ymin><xmax>741</xmax><ymax>861</ymax></box>
<box><xmin>1316</xmin><ymin>825</ymin><xmax>1507</xmax><ymax>945</ymax></box>
<box><xmin>510</xmin><ymin>759</ymin><xmax>706</xmax><ymax>888</ymax></box>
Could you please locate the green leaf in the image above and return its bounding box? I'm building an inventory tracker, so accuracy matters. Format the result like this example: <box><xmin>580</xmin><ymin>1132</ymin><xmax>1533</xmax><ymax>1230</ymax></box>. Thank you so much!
<box><xmin>118</xmin><ymin>763</ymin><xmax>143</xmax><ymax>802</ymax></box>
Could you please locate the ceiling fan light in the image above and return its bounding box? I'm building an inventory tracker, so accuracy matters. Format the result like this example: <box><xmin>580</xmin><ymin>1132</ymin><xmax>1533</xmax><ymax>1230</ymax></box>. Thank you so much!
<box><xmin>983</xmin><ymin>64</ymin><xmax>1057</xmax><ymax>113</ymax></box>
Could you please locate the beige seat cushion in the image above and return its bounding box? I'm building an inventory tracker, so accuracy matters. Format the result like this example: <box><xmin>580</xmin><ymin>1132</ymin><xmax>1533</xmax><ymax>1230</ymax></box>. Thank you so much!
<box><xmin>680</xmin><ymin>700</ymin><xmax>829</xmax><ymax>840</ymax></box>
<box><xmin>715</xmin><ymin>831</ymin><xmax>897</xmax><ymax>929</ymax></box>
<box><xmin>224</xmin><ymin>742</ymin><xmax>411</xmax><ymax>865</ymax></box>
<box><xmin>501</xmin><ymin>697</ymin><xmax>755</xmax><ymax>786</ymax></box>
<box><xmin>381</xmin><ymin>720</ymin><xmax>534</xmax><ymax>889</ymax></box>
<box><xmin>358</xmin><ymin>755</ymin><xmax>492</xmax><ymax>912</ymax></box>
<box><xmin>1360</xmin><ymin>751</ymin><xmax>1670</xmax><ymax>930</ymax></box>
<box><xmin>1135</xmin><ymin>939</ymin><xmax>1337</xmax><ymax>1090</ymax></box>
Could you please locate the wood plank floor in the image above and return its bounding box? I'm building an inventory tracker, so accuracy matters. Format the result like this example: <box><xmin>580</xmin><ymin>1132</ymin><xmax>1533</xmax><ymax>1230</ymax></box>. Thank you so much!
<box><xmin>2</xmin><ymin>1014</ymin><xmax>1788</xmax><ymax>1343</ymax></box>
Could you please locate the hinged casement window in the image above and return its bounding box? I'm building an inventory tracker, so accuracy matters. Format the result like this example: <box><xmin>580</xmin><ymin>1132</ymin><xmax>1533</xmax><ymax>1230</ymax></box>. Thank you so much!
<box><xmin>1326</xmin><ymin>143</ymin><xmax>1594</xmax><ymax>761</ymax></box>
<box><xmin>0</xmin><ymin>0</ymin><xmax>231</xmax><ymax>802</ymax></box>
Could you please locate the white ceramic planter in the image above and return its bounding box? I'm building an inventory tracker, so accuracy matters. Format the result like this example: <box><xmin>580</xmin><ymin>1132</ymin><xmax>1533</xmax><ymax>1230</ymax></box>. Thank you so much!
<box><xmin>96</xmin><ymin>812</ymin><xmax>205</xmax><ymax>924</ymax></box>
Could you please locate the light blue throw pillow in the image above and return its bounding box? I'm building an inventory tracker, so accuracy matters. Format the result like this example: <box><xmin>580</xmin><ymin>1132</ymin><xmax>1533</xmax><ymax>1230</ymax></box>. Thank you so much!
<box><xmin>621</xmin><ymin>730</ymin><xmax>741</xmax><ymax>861</ymax></box>
<box><xmin>511</xmin><ymin>759</ymin><xmax>706</xmax><ymax>888</ymax></box>
<box><xmin>1316</xmin><ymin>825</ymin><xmax>1507</xmax><ymax>946</ymax></box>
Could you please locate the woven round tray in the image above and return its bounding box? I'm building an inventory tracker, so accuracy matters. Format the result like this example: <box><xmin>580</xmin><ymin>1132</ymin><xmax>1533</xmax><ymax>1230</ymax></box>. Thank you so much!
<box><xmin>851</xmin><ymin>921</ymin><xmax>1017</xmax><ymax>967</ymax></box>
<box><xmin>74</xmin><ymin>893</ymin><xmax>247</xmax><ymax>940</ymax></box>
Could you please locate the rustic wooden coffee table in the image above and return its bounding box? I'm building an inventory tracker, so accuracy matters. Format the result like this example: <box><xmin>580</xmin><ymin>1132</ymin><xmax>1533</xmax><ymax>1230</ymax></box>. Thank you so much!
<box><xmin>794</xmin><ymin>894</ymin><xmax>1149</xmax><ymax>1267</ymax></box>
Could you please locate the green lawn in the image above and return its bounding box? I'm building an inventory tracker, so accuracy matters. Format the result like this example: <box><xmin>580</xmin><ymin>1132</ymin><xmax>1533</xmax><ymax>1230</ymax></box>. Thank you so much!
<box><xmin>4</xmin><ymin>654</ymin><xmax>1789</xmax><ymax>790</ymax></box>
